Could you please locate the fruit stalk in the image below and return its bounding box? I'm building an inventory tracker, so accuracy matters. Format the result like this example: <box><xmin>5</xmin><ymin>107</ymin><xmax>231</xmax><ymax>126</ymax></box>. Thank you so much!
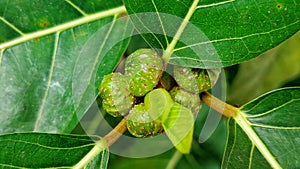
<box><xmin>200</xmin><ymin>92</ymin><xmax>239</xmax><ymax>118</ymax></box>
<box><xmin>103</xmin><ymin>118</ymin><xmax>127</xmax><ymax>146</ymax></box>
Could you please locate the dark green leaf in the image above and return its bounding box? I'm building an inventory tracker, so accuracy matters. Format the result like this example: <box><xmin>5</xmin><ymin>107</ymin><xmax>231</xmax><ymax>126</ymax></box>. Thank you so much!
<box><xmin>223</xmin><ymin>87</ymin><xmax>300</xmax><ymax>169</ymax></box>
<box><xmin>124</xmin><ymin>0</ymin><xmax>300</xmax><ymax>68</ymax></box>
<box><xmin>0</xmin><ymin>133</ymin><xmax>108</xmax><ymax>168</ymax></box>
<box><xmin>0</xmin><ymin>0</ymin><xmax>124</xmax><ymax>42</ymax></box>
<box><xmin>0</xmin><ymin>1</ymin><xmax>132</xmax><ymax>133</ymax></box>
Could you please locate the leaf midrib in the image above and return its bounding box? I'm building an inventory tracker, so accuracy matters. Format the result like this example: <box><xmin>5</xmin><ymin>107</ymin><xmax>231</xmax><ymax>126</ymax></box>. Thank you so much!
<box><xmin>34</xmin><ymin>32</ymin><xmax>60</xmax><ymax>131</ymax></box>
<box><xmin>234</xmin><ymin>112</ymin><xmax>282</xmax><ymax>169</ymax></box>
<box><xmin>0</xmin><ymin>6</ymin><xmax>126</xmax><ymax>50</ymax></box>
<box><xmin>162</xmin><ymin>0</ymin><xmax>200</xmax><ymax>62</ymax></box>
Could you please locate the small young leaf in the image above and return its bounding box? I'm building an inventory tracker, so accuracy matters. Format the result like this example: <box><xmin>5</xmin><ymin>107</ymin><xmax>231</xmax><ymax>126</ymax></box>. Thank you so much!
<box><xmin>144</xmin><ymin>88</ymin><xmax>174</xmax><ymax>121</ymax></box>
<box><xmin>162</xmin><ymin>103</ymin><xmax>194</xmax><ymax>154</ymax></box>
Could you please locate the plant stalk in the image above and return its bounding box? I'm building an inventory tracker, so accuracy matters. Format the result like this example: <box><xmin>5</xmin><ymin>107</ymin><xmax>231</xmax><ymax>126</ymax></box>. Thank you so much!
<box><xmin>200</xmin><ymin>92</ymin><xmax>239</xmax><ymax>118</ymax></box>
<box><xmin>166</xmin><ymin>151</ymin><xmax>183</xmax><ymax>169</ymax></box>
<box><xmin>73</xmin><ymin>118</ymin><xmax>127</xmax><ymax>168</ymax></box>
<box><xmin>103</xmin><ymin>118</ymin><xmax>127</xmax><ymax>146</ymax></box>
<box><xmin>162</xmin><ymin>0</ymin><xmax>200</xmax><ymax>62</ymax></box>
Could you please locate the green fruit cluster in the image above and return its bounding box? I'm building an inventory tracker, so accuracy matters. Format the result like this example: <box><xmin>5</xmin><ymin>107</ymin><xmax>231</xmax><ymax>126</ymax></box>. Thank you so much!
<box><xmin>98</xmin><ymin>48</ymin><xmax>214</xmax><ymax>138</ymax></box>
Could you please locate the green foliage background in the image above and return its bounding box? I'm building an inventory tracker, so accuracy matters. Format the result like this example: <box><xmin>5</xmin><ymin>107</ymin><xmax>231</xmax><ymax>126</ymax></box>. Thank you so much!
<box><xmin>0</xmin><ymin>0</ymin><xmax>299</xmax><ymax>168</ymax></box>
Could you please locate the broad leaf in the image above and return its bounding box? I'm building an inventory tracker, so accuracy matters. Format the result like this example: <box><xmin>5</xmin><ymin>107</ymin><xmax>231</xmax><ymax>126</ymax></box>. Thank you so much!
<box><xmin>124</xmin><ymin>0</ymin><xmax>300</xmax><ymax>68</ymax></box>
<box><xmin>0</xmin><ymin>133</ymin><xmax>108</xmax><ymax>168</ymax></box>
<box><xmin>228</xmin><ymin>31</ymin><xmax>300</xmax><ymax>105</ymax></box>
<box><xmin>223</xmin><ymin>87</ymin><xmax>300</xmax><ymax>169</ymax></box>
<box><xmin>0</xmin><ymin>1</ymin><xmax>132</xmax><ymax>133</ymax></box>
<box><xmin>163</xmin><ymin>103</ymin><xmax>194</xmax><ymax>154</ymax></box>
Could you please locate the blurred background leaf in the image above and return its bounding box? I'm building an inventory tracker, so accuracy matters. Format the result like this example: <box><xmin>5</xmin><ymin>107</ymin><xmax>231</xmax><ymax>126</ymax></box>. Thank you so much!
<box><xmin>227</xmin><ymin>31</ymin><xmax>300</xmax><ymax>105</ymax></box>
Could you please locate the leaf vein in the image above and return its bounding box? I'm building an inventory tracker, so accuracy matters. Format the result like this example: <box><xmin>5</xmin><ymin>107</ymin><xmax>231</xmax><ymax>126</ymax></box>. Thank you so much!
<box><xmin>197</xmin><ymin>0</ymin><xmax>235</xmax><ymax>9</ymax></box>
<box><xmin>173</xmin><ymin>20</ymin><xmax>299</xmax><ymax>53</ymax></box>
<box><xmin>34</xmin><ymin>32</ymin><xmax>60</xmax><ymax>131</ymax></box>
<box><xmin>0</xmin><ymin>49</ymin><xmax>3</xmax><ymax>65</ymax></box>
<box><xmin>248</xmin><ymin>144</ymin><xmax>255</xmax><ymax>169</ymax></box>
<box><xmin>251</xmin><ymin>123</ymin><xmax>300</xmax><ymax>130</ymax></box>
<box><xmin>0</xmin><ymin>139</ymin><xmax>95</xmax><ymax>150</ymax></box>
<box><xmin>0</xmin><ymin>16</ymin><xmax>25</xmax><ymax>36</ymax></box>
<box><xmin>234</xmin><ymin>112</ymin><xmax>282</xmax><ymax>169</ymax></box>
<box><xmin>245</xmin><ymin>98</ymin><xmax>300</xmax><ymax>118</ymax></box>
<box><xmin>227</xmin><ymin>120</ymin><xmax>237</xmax><ymax>167</ymax></box>
<box><xmin>0</xmin><ymin>6</ymin><xmax>126</xmax><ymax>50</ymax></box>
<box><xmin>151</xmin><ymin>0</ymin><xmax>169</xmax><ymax>46</ymax></box>
<box><xmin>68</xmin><ymin>15</ymin><xmax>119</xmax><ymax>128</ymax></box>
<box><xmin>65</xmin><ymin>0</ymin><xmax>88</xmax><ymax>16</ymax></box>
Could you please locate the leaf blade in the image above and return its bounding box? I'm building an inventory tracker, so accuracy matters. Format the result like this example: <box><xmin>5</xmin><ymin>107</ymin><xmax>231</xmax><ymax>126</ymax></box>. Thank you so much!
<box><xmin>228</xmin><ymin>31</ymin><xmax>300</xmax><ymax>105</ymax></box>
<box><xmin>124</xmin><ymin>0</ymin><xmax>300</xmax><ymax>68</ymax></box>
<box><xmin>0</xmin><ymin>133</ymin><xmax>107</xmax><ymax>168</ymax></box>
<box><xmin>0</xmin><ymin>2</ymin><xmax>133</xmax><ymax>133</ymax></box>
<box><xmin>223</xmin><ymin>87</ymin><xmax>300</xmax><ymax>169</ymax></box>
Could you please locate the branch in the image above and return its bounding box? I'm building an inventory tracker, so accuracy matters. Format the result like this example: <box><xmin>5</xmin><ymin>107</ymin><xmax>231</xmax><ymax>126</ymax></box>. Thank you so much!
<box><xmin>103</xmin><ymin>118</ymin><xmax>127</xmax><ymax>146</ymax></box>
<box><xmin>200</xmin><ymin>92</ymin><xmax>239</xmax><ymax>118</ymax></box>
<box><xmin>74</xmin><ymin>118</ymin><xmax>127</xmax><ymax>168</ymax></box>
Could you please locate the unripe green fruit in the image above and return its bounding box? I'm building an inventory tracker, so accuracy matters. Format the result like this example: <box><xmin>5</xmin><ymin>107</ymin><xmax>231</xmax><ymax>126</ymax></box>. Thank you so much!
<box><xmin>196</xmin><ymin>69</ymin><xmax>212</xmax><ymax>92</ymax></box>
<box><xmin>173</xmin><ymin>66</ymin><xmax>212</xmax><ymax>93</ymax></box>
<box><xmin>125</xmin><ymin>49</ymin><xmax>163</xmax><ymax>96</ymax></box>
<box><xmin>173</xmin><ymin>66</ymin><xmax>198</xmax><ymax>93</ymax></box>
<box><xmin>99</xmin><ymin>73</ymin><xmax>135</xmax><ymax>117</ymax></box>
<box><xmin>170</xmin><ymin>87</ymin><xmax>201</xmax><ymax>115</ymax></box>
<box><xmin>126</xmin><ymin>104</ymin><xmax>164</xmax><ymax>137</ymax></box>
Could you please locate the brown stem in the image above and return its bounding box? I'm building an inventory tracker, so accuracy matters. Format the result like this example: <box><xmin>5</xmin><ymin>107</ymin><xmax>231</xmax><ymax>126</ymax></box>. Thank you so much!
<box><xmin>200</xmin><ymin>92</ymin><xmax>239</xmax><ymax>118</ymax></box>
<box><xmin>103</xmin><ymin>118</ymin><xmax>127</xmax><ymax>147</ymax></box>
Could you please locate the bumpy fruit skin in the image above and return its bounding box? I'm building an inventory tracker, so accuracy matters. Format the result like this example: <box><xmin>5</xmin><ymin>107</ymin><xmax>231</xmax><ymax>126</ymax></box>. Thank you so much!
<box><xmin>196</xmin><ymin>69</ymin><xmax>211</xmax><ymax>92</ymax></box>
<box><xmin>125</xmin><ymin>49</ymin><xmax>163</xmax><ymax>96</ymax></box>
<box><xmin>126</xmin><ymin>104</ymin><xmax>164</xmax><ymax>137</ymax></box>
<box><xmin>170</xmin><ymin>87</ymin><xmax>201</xmax><ymax>115</ymax></box>
<box><xmin>173</xmin><ymin>66</ymin><xmax>212</xmax><ymax>93</ymax></box>
<box><xmin>99</xmin><ymin>73</ymin><xmax>135</xmax><ymax>117</ymax></box>
<box><xmin>173</xmin><ymin>66</ymin><xmax>198</xmax><ymax>93</ymax></box>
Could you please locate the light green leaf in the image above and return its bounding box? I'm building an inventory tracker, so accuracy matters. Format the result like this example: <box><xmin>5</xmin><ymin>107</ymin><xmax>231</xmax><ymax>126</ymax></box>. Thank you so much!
<box><xmin>163</xmin><ymin>103</ymin><xmax>194</xmax><ymax>154</ymax></box>
<box><xmin>223</xmin><ymin>87</ymin><xmax>300</xmax><ymax>169</ymax></box>
<box><xmin>228</xmin><ymin>31</ymin><xmax>300</xmax><ymax>105</ymax></box>
<box><xmin>0</xmin><ymin>1</ymin><xmax>132</xmax><ymax>133</ymax></box>
<box><xmin>124</xmin><ymin>0</ymin><xmax>300</xmax><ymax>68</ymax></box>
<box><xmin>144</xmin><ymin>88</ymin><xmax>174</xmax><ymax>121</ymax></box>
<box><xmin>0</xmin><ymin>133</ymin><xmax>108</xmax><ymax>168</ymax></box>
